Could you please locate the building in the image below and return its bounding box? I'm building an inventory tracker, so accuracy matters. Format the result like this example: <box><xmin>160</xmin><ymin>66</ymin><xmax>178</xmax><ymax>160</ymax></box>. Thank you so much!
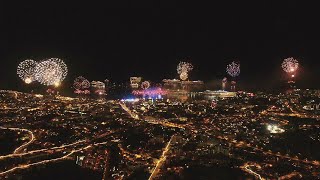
<box><xmin>130</xmin><ymin>77</ymin><xmax>142</xmax><ymax>89</ymax></box>
<box><xmin>91</xmin><ymin>81</ymin><xmax>106</xmax><ymax>95</ymax></box>
<box><xmin>202</xmin><ymin>90</ymin><xmax>236</xmax><ymax>98</ymax></box>
<box><xmin>162</xmin><ymin>79</ymin><xmax>204</xmax><ymax>92</ymax></box>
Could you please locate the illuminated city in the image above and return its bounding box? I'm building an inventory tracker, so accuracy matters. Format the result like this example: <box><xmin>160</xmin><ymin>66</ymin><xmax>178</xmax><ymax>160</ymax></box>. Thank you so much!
<box><xmin>1</xmin><ymin>3</ymin><xmax>320</xmax><ymax>180</ymax></box>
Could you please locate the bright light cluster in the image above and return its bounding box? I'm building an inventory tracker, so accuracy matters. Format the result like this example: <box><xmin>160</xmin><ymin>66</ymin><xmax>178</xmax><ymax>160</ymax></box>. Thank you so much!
<box><xmin>226</xmin><ymin>61</ymin><xmax>240</xmax><ymax>77</ymax></box>
<box><xmin>141</xmin><ymin>81</ymin><xmax>151</xmax><ymax>89</ymax></box>
<box><xmin>46</xmin><ymin>88</ymin><xmax>56</xmax><ymax>94</ymax></box>
<box><xmin>73</xmin><ymin>76</ymin><xmax>91</xmax><ymax>94</ymax></box>
<box><xmin>177</xmin><ymin>61</ymin><xmax>193</xmax><ymax>74</ymax></box>
<box><xmin>132</xmin><ymin>88</ymin><xmax>167</xmax><ymax>96</ymax></box>
<box><xmin>179</xmin><ymin>72</ymin><xmax>188</xmax><ymax>81</ymax></box>
<box><xmin>17</xmin><ymin>59</ymin><xmax>38</xmax><ymax>84</ymax></box>
<box><xmin>282</xmin><ymin>57</ymin><xmax>299</xmax><ymax>73</ymax></box>
<box><xmin>91</xmin><ymin>81</ymin><xmax>106</xmax><ymax>95</ymax></box>
<box><xmin>17</xmin><ymin>58</ymin><xmax>68</xmax><ymax>86</ymax></box>
<box><xmin>35</xmin><ymin>58</ymin><xmax>68</xmax><ymax>86</ymax></box>
<box><xmin>267</xmin><ymin>124</ymin><xmax>285</xmax><ymax>134</ymax></box>
<box><xmin>73</xmin><ymin>76</ymin><xmax>90</xmax><ymax>90</ymax></box>
<box><xmin>177</xmin><ymin>61</ymin><xmax>193</xmax><ymax>81</ymax></box>
<box><xmin>74</xmin><ymin>89</ymin><xmax>90</xmax><ymax>95</ymax></box>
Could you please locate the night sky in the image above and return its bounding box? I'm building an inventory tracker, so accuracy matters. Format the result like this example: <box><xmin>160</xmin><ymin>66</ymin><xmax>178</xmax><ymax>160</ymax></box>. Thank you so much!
<box><xmin>0</xmin><ymin>2</ymin><xmax>319</xmax><ymax>92</ymax></box>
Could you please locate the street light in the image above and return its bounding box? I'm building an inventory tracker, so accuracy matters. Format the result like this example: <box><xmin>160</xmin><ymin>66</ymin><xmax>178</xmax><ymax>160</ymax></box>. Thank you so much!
<box><xmin>24</xmin><ymin>78</ymin><xmax>32</xmax><ymax>84</ymax></box>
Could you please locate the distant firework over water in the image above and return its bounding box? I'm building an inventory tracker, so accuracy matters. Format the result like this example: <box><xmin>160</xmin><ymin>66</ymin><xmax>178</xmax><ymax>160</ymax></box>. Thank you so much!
<box><xmin>226</xmin><ymin>61</ymin><xmax>240</xmax><ymax>77</ymax></box>
<box><xmin>177</xmin><ymin>61</ymin><xmax>193</xmax><ymax>81</ymax></box>
<box><xmin>180</xmin><ymin>72</ymin><xmax>188</xmax><ymax>81</ymax></box>
<box><xmin>177</xmin><ymin>61</ymin><xmax>193</xmax><ymax>74</ymax></box>
<box><xmin>17</xmin><ymin>59</ymin><xmax>37</xmax><ymax>84</ymax></box>
<box><xmin>132</xmin><ymin>88</ymin><xmax>167</xmax><ymax>96</ymax></box>
<box><xmin>282</xmin><ymin>57</ymin><xmax>299</xmax><ymax>73</ymax></box>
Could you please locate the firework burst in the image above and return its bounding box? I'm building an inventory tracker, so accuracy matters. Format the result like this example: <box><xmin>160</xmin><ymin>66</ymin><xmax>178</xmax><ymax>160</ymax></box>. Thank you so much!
<box><xmin>179</xmin><ymin>72</ymin><xmax>189</xmax><ymax>81</ymax></box>
<box><xmin>282</xmin><ymin>57</ymin><xmax>299</xmax><ymax>73</ymax></box>
<box><xmin>73</xmin><ymin>76</ymin><xmax>90</xmax><ymax>90</ymax></box>
<box><xmin>177</xmin><ymin>61</ymin><xmax>193</xmax><ymax>74</ymax></box>
<box><xmin>35</xmin><ymin>58</ymin><xmax>68</xmax><ymax>86</ymax></box>
<box><xmin>141</xmin><ymin>81</ymin><xmax>151</xmax><ymax>89</ymax></box>
<box><xmin>226</xmin><ymin>61</ymin><xmax>240</xmax><ymax>77</ymax></box>
<box><xmin>177</xmin><ymin>61</ymin><xmax>193</xmax><ymax>80</ymax></box>
<box><xmin>17</xmin><ymin>59</ymin><xmax>38</xmax><ymax>84</ymax></box>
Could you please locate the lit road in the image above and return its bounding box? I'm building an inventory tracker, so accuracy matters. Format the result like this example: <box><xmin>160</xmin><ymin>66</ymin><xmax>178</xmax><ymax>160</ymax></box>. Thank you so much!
<box><xmin>0</xmin><ymin>126</ymin><xmax>116</xmax><ymax>177</ymax></box>
<box><xmin>119</xmin><ymin>102</ymin><xmax>140</xmax><ymax>120</ymax></box>
<box><xmin>148</xmin><ymin>135</ymin><xmax>174</xmax><ymax>180</ymax></box>
<box><xmin>0</xmin><ymin>140</ymin><xmax>110</xmax><ymax>177</ymax></box>
<box><xmin>217</xmin><ymin>136</ymin><xmax>320</xmax><ymax>166</ymax></box>
<box><xmin>240</xmin><ymin>163</ymin><xmax>264</xmax><ymax>180</ymax></box>
<box><xmin>118</xmin><ymin>144</ymin><xmax>150</xmax><ymax>162</ymax></box>
<box><xmin>0</xmin><ymin>126</ymin><xmax>35</xmax><ymax>154</ymax></box>
<box><xmin>0</xmin><ymin>139</ymin><xmax>86</xmax><ymax>160</ymax></box>
<box><xmin>0</xmin><ymin>151</ymin><xmax>75</xmax><ymax>176</ymax></box>
<box><xmin>119</xmin><ymin>102</ymin><xmax>185</xmax><ymax>129</ymax></box>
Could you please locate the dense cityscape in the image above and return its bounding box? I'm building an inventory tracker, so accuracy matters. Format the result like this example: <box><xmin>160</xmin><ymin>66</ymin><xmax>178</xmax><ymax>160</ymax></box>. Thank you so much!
<box><xmin>0</xmin><ymin>56</ymin><xmax>319</xmax><ymax>180</ymax></box>
<box><xmin>1</xmin><ymin>3</ymin><xmax>320</xmax><ymax>179</ymax></box>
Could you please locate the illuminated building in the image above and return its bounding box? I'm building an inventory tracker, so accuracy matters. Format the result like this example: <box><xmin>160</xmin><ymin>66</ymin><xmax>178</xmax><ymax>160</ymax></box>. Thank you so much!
<box><xmin>266</xmin><ymin>124</ymin><xmax>285</xmax><ymax>134</ymax></box>
<box><xmin>130</xmin><ymin>77</ymin><xmax>142</xmax><ymax>89</ymax></box>
<box><xmin>163</xmin><ymin>79</ymin><xmax>180</xmax><ymax>90</ymax></box>
<box><xmin>202</xmin><ymin>90</ymin><xmax>236</xmax><ymax>98</ymax></box>
<box><xmin>91</xmin><ymin>81</ymin><xmax>106</xmax><ymax>95</ymax></box>
<box><xmin>76</xmin><ymin>156</ymin><xmax>85</xmax><ymax>166</ymax></box>
<box><xmin>162</xmin><ymin>79</ymin><xmax>204</xmax><ymax>92</ymax></box>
